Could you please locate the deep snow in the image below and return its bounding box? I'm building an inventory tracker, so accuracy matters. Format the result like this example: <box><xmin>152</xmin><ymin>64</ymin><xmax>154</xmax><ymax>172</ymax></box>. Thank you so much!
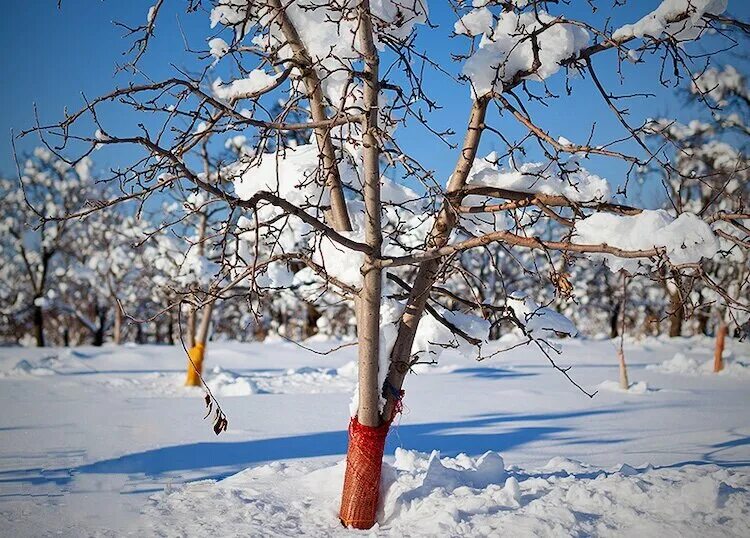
<box><xmin>0</xmin><ymin>336</ymin><xmax>749</xmax><ymax>536</ymax></box>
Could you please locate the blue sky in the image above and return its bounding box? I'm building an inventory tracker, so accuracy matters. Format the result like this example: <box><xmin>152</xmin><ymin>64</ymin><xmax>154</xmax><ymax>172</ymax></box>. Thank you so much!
<box><xmin>2</xmin><ymin>1</ymin><xmax>748</xmax><ymax>207</ymax></box>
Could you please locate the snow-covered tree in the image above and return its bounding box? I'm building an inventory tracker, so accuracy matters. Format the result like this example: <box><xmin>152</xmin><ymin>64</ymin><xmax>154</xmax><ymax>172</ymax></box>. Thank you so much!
<box><xmin>0</xmin><ymin>149</ymin><xmax>93</xmax><ymax>346</ymax></box>
<box><xmin>22</xmin><ymin>0</ymin><xmax>750</xmax><ymax>528</ymax></box>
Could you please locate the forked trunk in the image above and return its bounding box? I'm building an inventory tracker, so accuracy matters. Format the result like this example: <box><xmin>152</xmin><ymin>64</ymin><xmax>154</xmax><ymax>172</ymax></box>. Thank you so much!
<box><xmin>713</xmin><ymin>322</ymin><xmax>728</xmax><ymax>373</ymax></box>
<box><xmin>339</xmin><ymin>97</ymin><xmax>489</xmax><ymax>529</ymax></box>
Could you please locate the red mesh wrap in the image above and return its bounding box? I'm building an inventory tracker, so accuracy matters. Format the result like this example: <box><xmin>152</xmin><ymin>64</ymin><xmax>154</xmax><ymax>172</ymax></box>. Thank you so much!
<box><xmin>339</xmin><ymin>417</ymin><xmax>391</xmax><ymax>529</ymax></box>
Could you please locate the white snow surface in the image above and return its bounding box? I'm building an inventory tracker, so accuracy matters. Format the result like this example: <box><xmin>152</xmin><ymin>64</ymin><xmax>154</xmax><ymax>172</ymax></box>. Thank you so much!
<box><xmin>1</xmin><ymin>336</ymin><xmax>749</xmax><ymax>536</ymax></box>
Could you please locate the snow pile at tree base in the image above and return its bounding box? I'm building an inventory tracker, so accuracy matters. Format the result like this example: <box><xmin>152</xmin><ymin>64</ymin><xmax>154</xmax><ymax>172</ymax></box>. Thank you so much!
<box><xmin>143</xmin><ymin>449</ymin><xmax>750</xmax><ymax>537</ymax></box>
<box><xmin>596</xmin><ymin>380</ymin><xmax>652</xmax><ymax>394</ymax></box>
<box><xmin>648</xmin><ymin>352</ymin><xmax>750</xmax><ymax>377</ymax></box>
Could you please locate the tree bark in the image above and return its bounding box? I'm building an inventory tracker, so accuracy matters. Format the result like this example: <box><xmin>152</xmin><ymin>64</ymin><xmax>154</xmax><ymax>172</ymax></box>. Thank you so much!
<box><xmin>268</xmin><ymin>0</ymin><xmax>352</xmax><ymax>232</ymax></box>
<box><xmin>339</xmin><ymin>6</ymin><xmax>385</xmax><ymax>528</ymax></box>
<box><xmin>93</xmin><ymin>327</ymin><xmax>104</xmax><ymax>347</ymax></box>
<box><xmin>382</xmin><ymin>97</ymin><xmax>489</xmax><ymax>421</ymax></box>
<box><xmin>92</xmin><ymin>306</ymin><xmax>107</xmax><ymax>346</ymax></box>
<box><xmin>668</xmin><ymin>288</ymin><xmax>684</xmax><ymax>338</ymax></box>
<box><xmin>609</xmin><ymin>302</ymin><xmax>620</xmax><ymax>339</ymax></box>
<box><xmin>618</xmin><ymin>348</ymin><xmax>630</xmax><ymax>390</ymax></box>
<box><xmin>186</xmin><ymin>304</ymin><xmax>197</xmax><ymax>349</ymax></box>
<box><xmin>304</xmin><ymin>303</ymin><xmax>321</xmax><ymax>339</ymax></box>
<box><xmin>713</xmin><ymin>322</ymin><xmax>728</xmax><ymax>373</ymax></box>
<box><xmin>617</xmin><ymin>273</ymin><xmax>629</xmax><ymax>390</ymax></box>
<box><xmin>167</xmin><ymin>311</ymin><xmax>175</xmax><ymax>345</ymax></box>
<box><xmin>32</xmin><ymin>300</ymin><xmax>45</xmax><ymax>347</ymax></box>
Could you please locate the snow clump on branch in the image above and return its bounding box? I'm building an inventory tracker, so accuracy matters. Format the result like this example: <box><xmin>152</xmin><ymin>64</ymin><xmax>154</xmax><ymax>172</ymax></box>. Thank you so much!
<box><xmin>209</xmin><ymin>0</ymin><xmax>428</xmax><ymax>105</ymax></box>
<box><xmin>465</xmin><ymin>151</ymin><xmax>611</xmax><ymax>202</ymax></box>
<box><xmin>573</xmin><ymin>210</ymin><xmax>719</xmax><ymax>273</ymax></box>
<box><xmin>506</xmin><ymin>292</ymin><xmax>578</xmax><ymax>339</ymax></box>
<box><xmin>462</xmin><ymin>10</ymin><xmax>589</xmax><ymax>97</ymax></box>
<box><xmin>612</xmin><ymin>0</ymin><xmax>727</xmax><ymax>43</ymax></box>
<box><xmin>212</xmin><ymin>70</ymin><xmax>281</xmax><ymax>101</ymax></box>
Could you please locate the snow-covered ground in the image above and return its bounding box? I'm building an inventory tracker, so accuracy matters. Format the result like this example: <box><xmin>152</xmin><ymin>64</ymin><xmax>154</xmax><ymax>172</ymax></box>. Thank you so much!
<box><xmin>1</xmin><ymin>336</ymin><xmax>749</xmax><ymax>536</ymax></box>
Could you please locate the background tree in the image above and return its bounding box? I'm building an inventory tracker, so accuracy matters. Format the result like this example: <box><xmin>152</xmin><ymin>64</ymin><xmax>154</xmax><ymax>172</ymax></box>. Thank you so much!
<box><xmin>0</xmin><ymin>149</ymin><xmax>92</xmax><ymax>346</ymax></box>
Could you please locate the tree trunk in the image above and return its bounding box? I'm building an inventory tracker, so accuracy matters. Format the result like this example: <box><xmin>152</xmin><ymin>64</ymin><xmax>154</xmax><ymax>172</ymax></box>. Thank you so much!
<box><xmin>381</xmin><ymin>97</ymin><xmax>488</xmax><ymax>421</ymax></box>
<box><xmin>92</xmin><ymin>307</ymin><xmax>107</xmax><ymax>346</ymax></box>
<box><xmin>113</xmin><ymin>301</ymin><xmax>123</xmax><ymax>345</ymax></box>
<box><xmin>713</xmin><ymin>322</ymin><xmax>728</xmax><ymax>373</ymax></box>
<box><xmin>186</xmin><ymin>304</ymin><xmax>197</xmax><ymax>349</ymax></box>
<box><xmin>33</xmin><ymin>301</ymin><xmax>45</xmax><ymax>347</ymax></box>
<box><xmin>341</xmin><ymin>97</ymin><xmax>490</xmax><ymax>529</ymax></box>
<box><xmin>618</xmin><ymin>349</ymin><xmax>630</xmax><ymax>390</ymax></box>
<box><xmin>609</xmin><ymin>302</ymin><xmax>620</xmax><ymax>339</ymax></box>
<box><xmin>668</xmin><ymin>292</ymin><xmax>684</xmax><ymax>338</ymax></box>
<box><xmin>154</xmin><ymin>321</ymin><xmax>163</xmax><ymax>344</ymax></box>
<box><xmin>93</xmin><ymin>327</ymin><xmax>104</xmax><ymax>346</ymax></box>
<box><xmin>304</xmin><ymin>303</ymin><xmax>322</xmax><ymax>339</ymax></box>
<box><xmin>340</xmin><ymin>12</ymin><xmax>385</xmax><ymax>528</ymax></box>
<box><xmin>167</xmin><ymin>311</ymin><xmax>175</xmax><ymax>346</ymax></box>
<box><xmin>617</xmin><ymin>272</ymin><xmax>629</xmax><ymax>390</ymax></box>
<box><xmin>185</xmin><ymin>301</ymin><xmax>214</xmax><ymax>386</ymax></box>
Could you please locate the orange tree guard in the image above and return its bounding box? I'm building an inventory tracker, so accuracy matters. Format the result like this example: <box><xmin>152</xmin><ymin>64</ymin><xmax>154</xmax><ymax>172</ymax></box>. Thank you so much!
<box><xmin>339</xmin><ymin>416</ymin><xmax>391</xmax><ymax>529</ymax></box>
<box><xmin>185</xmin><ymin>343</ymin><xmax>205</xmax><ymax>386</ymax></box>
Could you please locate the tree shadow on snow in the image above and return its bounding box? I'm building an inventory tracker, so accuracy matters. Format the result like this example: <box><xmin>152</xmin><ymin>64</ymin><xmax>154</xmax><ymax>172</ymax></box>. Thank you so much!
<box><xmin>450</xmin><ymin>367</ymin><xmax>537</xmax><ymax>380</ymax></box>
<box><xmin>37</xmin><ymin>408</ymin><xmax>629</xmax><ymax>483</ymax></box>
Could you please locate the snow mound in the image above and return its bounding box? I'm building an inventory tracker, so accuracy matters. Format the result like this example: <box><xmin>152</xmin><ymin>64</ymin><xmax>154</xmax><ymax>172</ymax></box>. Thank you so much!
<box><xmin>11</xmin><ymin>359</ymin><xmax>56</xmax><ymax>376</ymax></box>
<box><xmin>0</xmin><ymin>357</ymin><xmax>58</xmax><ymax>377</ymax></box>
<box><xmin>596</xmin><ymin>380</ymin><xmax>652</xmax><ymax>394</ymax></box>
<box><xmin>205</xmin><ymin>366</ymin><xmax>262</xmax><ymax>396</ymax></box>
<box><xmin>144</xmin><ymin>450</ymin><xmax>750</xmax><ymax>537</ymax></box>
<box><xmin>253</xmin><ymin>365</ymin><xmax>355</xmax><ymax>394</ymax></box>
<box><xmin>648</xmin><ymin>352</ymin><xmax>750</xmax><ymax>377</ymax></box>
<box><xmin>542</xmin><ymin>456</ymin><xmax>593</xmax><ymax>475</ymax></box>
